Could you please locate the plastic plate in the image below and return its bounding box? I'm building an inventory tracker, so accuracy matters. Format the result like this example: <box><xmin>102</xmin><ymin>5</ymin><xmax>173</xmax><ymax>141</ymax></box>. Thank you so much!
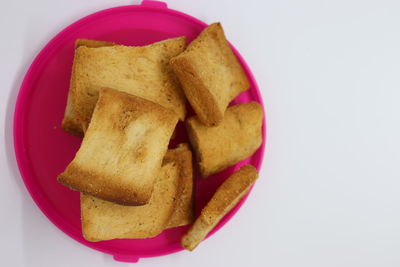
<box><xmin>13</xmin><ymin>0</ymin><xmax>266</xmax><ymax>263</ymax></box>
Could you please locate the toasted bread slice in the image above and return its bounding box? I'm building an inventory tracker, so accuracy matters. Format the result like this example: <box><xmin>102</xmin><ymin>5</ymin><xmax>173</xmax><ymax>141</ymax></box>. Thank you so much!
<box><xmin>164</xmin><ymin>144</ymin><xmax>195</xmax><ymax>228</ymax></box>
<box><xmin>81</xmin><ymin>144</ymin><xmax>194</xmax><ymax>241</ymax></box>
<box><xmin>58</xmin><ymin>88</ymin><xmax>179</xmax><ymax>205</ymax></box>
<box><xmin>71</xmin><ymin>37</ymin><xmax>186</xmax><ymax>131</ymax></box>
<box><xmin>186</xmin><ymin>102</ymin><xmax>263</xmax><ymax>177</ymax></box>
<box><xmin>62</xmin><ymin>39</ymin><xmax>115</xmax><ymax>136</ymax></box>
<box><xmin>181</xmin><ymin>165</ymin><xmax>258</xmax><ymax>251</ymax></box>
<box><xmin>170</xmin><ymin>23</ymin><xmax>250</xmax><ymax>126</ymax></box>
<box><xmin>81</xmin><ymin>162</ymin><xmax>179</xmax><ymax>241</ymax></box>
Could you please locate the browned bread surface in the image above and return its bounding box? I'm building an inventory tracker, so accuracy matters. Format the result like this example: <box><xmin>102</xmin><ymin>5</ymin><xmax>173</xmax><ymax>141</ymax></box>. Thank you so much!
<box><xmin>170</xmin><ymin>23</ymin><xmax>250</xmax><ymax>126</ymax></box>
<box><xmin>75</xmin><ymin>39</ymin><xmax>116</xmax><ymax>48</ymax></box>
<box><xmin>81</xmin><ymin>162</ymin><xmax>180</xmax><ymax>241</ymax></box>
<box><xmin>58</xmin><ymin>88</ymin><xmax>178</xmax><ymax>205</ymax></box>
<box><xmin>62</xmin><ymin>39</ymin><xmax>115</xmax><ymax>136</ymax></box>
<box><xmin>71</xmin><ymin>37</ymin><xmax>186</xmax><ymax>131</ymax></box>
<box><xmin>186</xmin><ymin>102</ymin><xmax>263</xmax><ymax>177</ymax></box>
<box><xmin>164</xmin><ymin>144</ymin><xmax>195</xmax><ymax>228</ymax></box>
<box><xmin>181</xmin><ymin>165</ymin><xmax>259</xmax><ymax>251</ymax></box>
<box><xmin>81</xmin><ymin>144</ymin><xmax>194</xmax><ymax>241</ymax></box>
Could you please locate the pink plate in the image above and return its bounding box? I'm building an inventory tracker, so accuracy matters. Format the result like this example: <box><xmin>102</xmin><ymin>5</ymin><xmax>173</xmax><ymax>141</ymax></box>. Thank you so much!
<box><xmin>13</xmin><ymin>0</ymin><xmax>266</xmax><ymax>263</ymax></box>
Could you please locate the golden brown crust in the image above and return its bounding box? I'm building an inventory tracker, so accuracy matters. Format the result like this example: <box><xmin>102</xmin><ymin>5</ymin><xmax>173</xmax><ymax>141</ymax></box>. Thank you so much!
<box><xmin>80</xmin><ymin>145</ymin><xmax>195</xmax><ymax>241</ymax></box>
<box><xmin>186</xmin><ymin>102</ymin><xmax>263</xmax><ymax>177</ymax></box>
<box><xmin>181</xmin><ymin>165</ymin><xmax>259</xmax><ymax>251</ymax></box>
<box><xmin>170</xmin><ymin>23</ymin><xmax>250</xmax><ymax>126</ymax></box>
<box><xmin>164</xmin><ymin>144</ymin><xmax>195</xmax><ymax>228</ymax></box>
<box><xmin>61</xmin><ymin>115</ymin><xmax>84</xmax><ymax>137</ymax></box>
<box><xmin>60</xmin><ymin>163</ymin><xmax>148</xmax><ymax>206</ymax></box>
<box><xmin>62</xmin><ymin>39</ymin><xmax>115</xmax><ymax>136</ymax></box>
<box><xmin>58</xmin><ymin>88</ymin><xmax>179</xmax><ymax>205</ymax></box>
<box><xmin>170</xmin><ymin>56</ymin><xmax>223</xmax><ymax>126</ymax></box>
<box><xmin>75</xmin><ymin>39</ymin><xmax>116</xmax><ymax>48</ymax></box>
<box><xmin>71</xmin><ymin>37</ymin><xmax>187</xmax><ymax>131</ymax></box>
<box><xmin>81</xmin><ymin>162</ymin><xmax>180</xmax><ymax>241</ymax></box>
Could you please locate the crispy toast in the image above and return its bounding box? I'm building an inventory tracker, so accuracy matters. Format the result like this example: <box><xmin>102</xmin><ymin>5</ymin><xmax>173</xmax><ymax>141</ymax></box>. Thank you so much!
<box><xmin>164</xmin><ymin>144</ymin><xmax>194</xmax><ymax>228</ymax></box>
<box><xmin>58</xmin><ymin>88</ymin><xmax>178</xmax><ymax>205</ymax></box>
<box><xmin>81</xmin><ymin>144</ymin><xmax>194</xmax><ymax>241</ymax></box>
<box><xmin>186</xmin><ymin>102</ymin><xmax>263</xmax><ymax>177</ymax></box>
<box><xmin>170</xmin><ymin>23</ymin><xmax>250</xmax><ymax>126</ymax></box>
<box><xmin>71</xmin><ymin>37</ymin><xmax>186</xmax><ymax>131</ymax></box>
<box><xmin>81</xmin><ymin>162</ymin><xmax>179</xmax><ymax>241</ymax></box>
<box><xmin>181</xmin><ymin>165</ymin><xmax>258</xmax><ymax>251</ymax></box>
<box><xmin>62</xmin><ymin>39</ymin><xmax>115</xmax><ymax>136</ymax></box>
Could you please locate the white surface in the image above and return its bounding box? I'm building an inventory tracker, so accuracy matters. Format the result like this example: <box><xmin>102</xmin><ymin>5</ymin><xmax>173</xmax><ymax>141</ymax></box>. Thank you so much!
<box><xmin>1</xmin><ymin>0</ymin><xmax>400</xmax><ymax>266</ymax></box>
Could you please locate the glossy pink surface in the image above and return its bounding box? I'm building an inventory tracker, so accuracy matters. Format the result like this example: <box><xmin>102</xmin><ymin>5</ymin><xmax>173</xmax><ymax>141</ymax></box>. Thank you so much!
<box><xmin>13</xmin><ymin>0</ymin><xmax>266</xmax><ymax>263</ymax></box>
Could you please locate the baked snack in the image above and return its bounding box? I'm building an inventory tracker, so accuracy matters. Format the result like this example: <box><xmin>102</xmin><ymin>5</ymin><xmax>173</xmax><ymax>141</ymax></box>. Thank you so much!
<box><xmin>181</xmin><ymin>165</ymin><xmax>259</xmax><ymax>251</ymax></box>
<box><xmin>81</xmin><ymin>144</ymin><xmax>194</xmax><ymax>241</ymax></box>
<box><xmin>58</xmin><ymin>88</ymin><xmax>178</xmax><ymax>205</ymax></box>
<box><xmin>164</xmin><ymin>144</ymin><xmax>194</xmax><ymax>228</ymax></box>
<box><xmin>170</xmin><ymin>23</ymin><xmax>250</xmax><ymax>126</ymax></box>
<box><xmin>81</xmin><ymin>162</ymin><xmax>180</xmax><ymax>241</ymax></box>
<box><xmin>70</xmin><ymin>37</ymin><xmax>186</xmax><ymax>132</ymax></box>
<box><xmin>186</xmin><ymin>102</ymin><xmax>263</xmax><ymax>177</ymax></box>
<box><xmin>62</xmin><ymin>39</ymin><xmax>115</xmax><ymax>136</ymax></box>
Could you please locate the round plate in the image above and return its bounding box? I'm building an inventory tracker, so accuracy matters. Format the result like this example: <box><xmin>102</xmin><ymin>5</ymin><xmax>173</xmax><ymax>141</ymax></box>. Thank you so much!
<box><xmin>13</xmin><ymin>0</ymin><xmax>266</xmax><ymax>263</ymax></box>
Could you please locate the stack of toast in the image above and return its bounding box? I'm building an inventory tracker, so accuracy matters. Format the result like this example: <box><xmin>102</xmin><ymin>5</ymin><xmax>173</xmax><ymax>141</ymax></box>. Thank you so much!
<box><xmin>57</xmin><ymin>22</ymin><xmax>263</xmax><ymax>250</ymax></box>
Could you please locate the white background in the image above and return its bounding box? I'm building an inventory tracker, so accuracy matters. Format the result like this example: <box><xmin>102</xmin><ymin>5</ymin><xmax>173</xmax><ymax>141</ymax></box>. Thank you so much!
<box><xmin>1</xmin><ymin>0</ymin><xmax>400</xmax><ymax>266</ymax></box>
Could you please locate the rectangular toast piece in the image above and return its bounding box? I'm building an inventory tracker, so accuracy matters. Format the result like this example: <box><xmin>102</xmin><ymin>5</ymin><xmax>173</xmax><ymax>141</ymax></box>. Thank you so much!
<box><xmin>58</xmin><ymin>88</ymin><xmax>179</xmax><ymax>205</ymax></box>
<box><xmin>62</xmin><ymin>39</ymin><xmax>115</xmax><ymax>136</ymax></box>
<box><xmin>164</xmin><ymin>143</ymin><xmax>195</xmax><ymax>228</ymax></box>
<box><xmin>81</xmin><ymin>162</ymin><xmax>180</xmax><ymax>241</ymax></box>
<box><xmin>81</xmin><ymin>144</ymin><xmax>194</xmax><ymax>241</ymax></box>
<box><xmin>186</xmin><ymin>102</ymin><xmax>263</xmax><ymax>177</ymax></box>
<box><xmin>170</xmin><ymin>23</ymin><xmax>250</xmax><ymax>126</ymax></box>
<box><xmin>71</xmin><ymin>37</ymin><xmax>187</xmax><ymax>131</ymax></box>
<box><xmin>181</xmin><ymin>165</ymin><xmax>259</xmax><ymax>251</ymax></box>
